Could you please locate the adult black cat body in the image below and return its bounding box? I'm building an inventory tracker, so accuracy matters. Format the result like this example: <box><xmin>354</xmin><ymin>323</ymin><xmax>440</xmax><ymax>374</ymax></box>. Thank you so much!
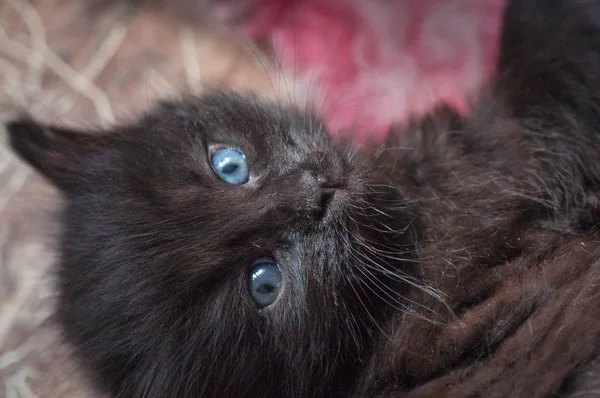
<box><xmin>6</xmin><ymin>0</ymin><xmax>600</xmax><ymax>396</ymax></box>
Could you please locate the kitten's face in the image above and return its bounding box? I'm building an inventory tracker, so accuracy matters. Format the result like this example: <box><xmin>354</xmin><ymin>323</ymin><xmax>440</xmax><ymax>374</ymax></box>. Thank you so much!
<box><xmin>8</xmin><ymin>92</ymin><xmax>415</xmax><ymax>396</ymax></box>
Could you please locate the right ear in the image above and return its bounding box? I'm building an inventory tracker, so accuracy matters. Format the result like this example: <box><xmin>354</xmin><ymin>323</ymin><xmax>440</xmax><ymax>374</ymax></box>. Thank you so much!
<box><xmin>6</xmin><ymin>118</ymin><xmax>98</xmax><ymax>188</ymax></box>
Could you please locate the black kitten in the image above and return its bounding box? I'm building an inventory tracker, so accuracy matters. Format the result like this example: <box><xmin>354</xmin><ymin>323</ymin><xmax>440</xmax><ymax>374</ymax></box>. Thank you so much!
<box><xmin>8</xmin><ymin>93</ymin><xmax>416</xmax><ymax>396</ymax></box>
<box><xmin>7</xmin><ymin>0</ymin><xmax>600</xmax><ymax>396</ymax></box>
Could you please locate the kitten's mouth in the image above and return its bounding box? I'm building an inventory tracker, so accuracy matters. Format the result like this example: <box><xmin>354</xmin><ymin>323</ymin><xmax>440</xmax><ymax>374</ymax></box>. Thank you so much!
<box><xmin>317</xmin><ymin>182</ymin><xmax>343</xmax><ymax>220</ymax></box>
<box><xmin>320</xmin><ymin>187</ymin><xmax>337</xmax><ymax>209</ymax></box>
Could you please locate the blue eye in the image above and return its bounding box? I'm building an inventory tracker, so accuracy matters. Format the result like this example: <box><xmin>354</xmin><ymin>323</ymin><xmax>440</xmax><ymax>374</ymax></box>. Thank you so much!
<box><xmin>249</xmin><ymin>259</ymin><xmax>282</xmax><ymax>308</ymax></box>
<box><xmin>210</xmin><ymin>147</ymin><xmax>249</xmax><ymax>185</ymax></box>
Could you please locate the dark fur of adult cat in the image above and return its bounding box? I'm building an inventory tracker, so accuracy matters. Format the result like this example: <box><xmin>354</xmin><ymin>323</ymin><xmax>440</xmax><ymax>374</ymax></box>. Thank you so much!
<box><xmin>6</xmin><ymin>0</ymin><xmax>600</xmax><ymax>396</ymax></box>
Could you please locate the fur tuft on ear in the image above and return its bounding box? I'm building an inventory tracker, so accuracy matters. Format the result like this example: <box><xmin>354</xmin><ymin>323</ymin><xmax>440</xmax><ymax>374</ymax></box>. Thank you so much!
<box><xmin>6</xmin><ymin>119</ymin><xmax>90</xmax><ymax>186</ymax></box>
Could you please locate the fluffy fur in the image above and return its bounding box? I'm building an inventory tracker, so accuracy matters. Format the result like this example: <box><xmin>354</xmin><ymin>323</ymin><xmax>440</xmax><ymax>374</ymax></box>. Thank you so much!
<box><xmin>7</xmin><ymin>0</ymin><xmax>600</xmax><ymax>396</ymax></box>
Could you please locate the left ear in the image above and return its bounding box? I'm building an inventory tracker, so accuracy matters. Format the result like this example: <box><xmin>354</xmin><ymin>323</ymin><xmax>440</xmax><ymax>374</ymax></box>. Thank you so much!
<box><xmin>6</xmin><ymin>118</ymin><xmax>99</xmax><ymax>187</ymax></box>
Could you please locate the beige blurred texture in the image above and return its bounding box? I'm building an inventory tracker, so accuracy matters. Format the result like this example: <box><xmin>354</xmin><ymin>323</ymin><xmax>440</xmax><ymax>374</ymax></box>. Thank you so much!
<box><xmin>0</xmin><ymin>0</ymin><xmax>279</xmax><ymax>395</ymax></box>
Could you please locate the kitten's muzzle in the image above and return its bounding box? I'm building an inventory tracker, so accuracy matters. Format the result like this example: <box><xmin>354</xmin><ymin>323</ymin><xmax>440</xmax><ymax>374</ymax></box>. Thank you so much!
<box><xmin>262</xmin><ymin>171</ymin><xmax>343</xmax><ymax>222</ymax></box>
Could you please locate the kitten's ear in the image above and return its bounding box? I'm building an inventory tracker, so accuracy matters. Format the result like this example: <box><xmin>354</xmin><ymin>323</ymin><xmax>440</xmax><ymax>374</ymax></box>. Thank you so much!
<box><xmin>6</xmin><ymin>119</ymin><xmax>98</xmax><ymax>187</ymax></box>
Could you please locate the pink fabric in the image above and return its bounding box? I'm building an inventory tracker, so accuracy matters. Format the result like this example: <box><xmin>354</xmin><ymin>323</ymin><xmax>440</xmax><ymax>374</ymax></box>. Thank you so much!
<box><xmin>244</xmin><ymin>0</ymin><xmax>507</xmax><ymax>141</ymax></box>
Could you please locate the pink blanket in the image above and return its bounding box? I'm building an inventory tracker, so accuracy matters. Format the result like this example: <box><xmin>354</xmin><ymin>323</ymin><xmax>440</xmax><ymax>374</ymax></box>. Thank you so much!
<box><xmin>242</xmin><ymin>0</ymin><xmax>506</xmax><ymax>140</ymax></box>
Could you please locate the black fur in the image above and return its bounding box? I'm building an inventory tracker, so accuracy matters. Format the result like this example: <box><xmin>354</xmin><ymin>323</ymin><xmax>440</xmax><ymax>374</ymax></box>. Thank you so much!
<box><xmin>6</xmin><ymin>0</ymin><xmax>600</xmax><ymax>396</ymax></box>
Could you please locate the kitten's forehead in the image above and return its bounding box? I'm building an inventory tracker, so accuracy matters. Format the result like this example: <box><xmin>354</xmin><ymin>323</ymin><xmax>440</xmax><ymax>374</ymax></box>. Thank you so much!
<box><xmin>167</xmin><ymin>92</ymin><xmax>341</xmax><ymax>172</ymax></box>
<box><xmin>202</xmin><ymin>94</ymin><xmax>329</xmax><ymax>146</ymax></box>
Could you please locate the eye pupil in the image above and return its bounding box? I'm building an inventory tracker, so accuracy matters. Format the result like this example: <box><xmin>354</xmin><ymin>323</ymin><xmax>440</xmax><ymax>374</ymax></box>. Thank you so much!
<box><xmin>210</xmin><ymin>148</ymin><xmax>249</xmax><ymax>185</ymax></box>
<box><xmin>222</xmin><ymin>164</ymin><xmax>238</xmax><ymax>174</ymax></box>
<box><xmin>258</xmin><ymin>284</ymin><xmax>275</xmax><ymax>294</ymax></box>
<box><xmin>249</xmin><ymin>259</ymin><xmax>282</xmax><ymax>308</ymax></box>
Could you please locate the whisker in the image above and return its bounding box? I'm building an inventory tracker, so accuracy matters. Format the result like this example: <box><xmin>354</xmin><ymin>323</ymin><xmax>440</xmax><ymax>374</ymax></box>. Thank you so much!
<box><xmin>339</xmin><ymin>230</ymin><xmax>448</xmax><ymax>326</ymax></box>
